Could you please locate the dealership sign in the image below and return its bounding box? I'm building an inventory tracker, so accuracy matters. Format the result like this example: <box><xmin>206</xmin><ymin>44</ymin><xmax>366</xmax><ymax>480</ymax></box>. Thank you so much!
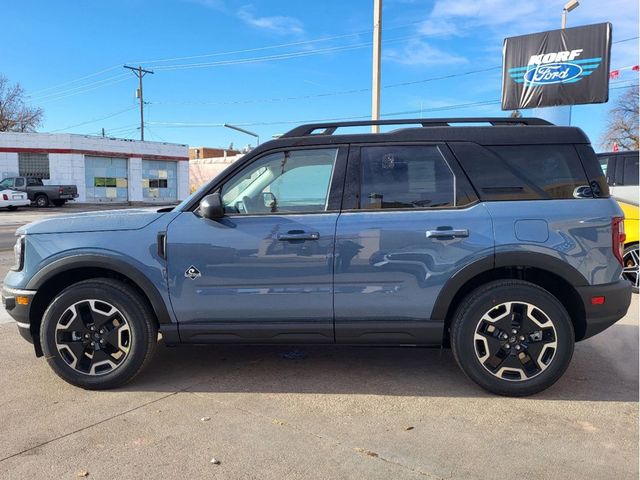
<box><xmin>501</xmin><ymin>23</ymin><xmax>612</xmax><ymax>110</ymax></box>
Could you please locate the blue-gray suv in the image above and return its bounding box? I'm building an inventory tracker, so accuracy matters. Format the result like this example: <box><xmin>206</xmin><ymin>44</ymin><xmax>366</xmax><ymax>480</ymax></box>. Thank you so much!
<box><xmin>2</xmin><ymin>118</ymin><xmax>632</xmax><ymax>396</ymax></box>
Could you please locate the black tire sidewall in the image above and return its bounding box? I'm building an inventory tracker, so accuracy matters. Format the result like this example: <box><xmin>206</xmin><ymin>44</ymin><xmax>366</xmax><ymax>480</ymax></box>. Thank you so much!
<box><xmin>40</xmin><ymin>280</ymin><xmax>155</xmax><ymax>389</ymax></box>
<box><xmin>35</xmin><ymin>195</ymin><xmax>48</xmax><ymax>207</ymax></box>
<box><xmin>452</xmin><ymin>280</ymin><xmax>574</xmax><ymax>396</ymax></box>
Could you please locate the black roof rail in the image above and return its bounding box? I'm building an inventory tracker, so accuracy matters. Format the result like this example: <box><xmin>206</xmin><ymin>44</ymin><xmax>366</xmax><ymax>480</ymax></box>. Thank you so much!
<box><xmin>281</xmin><ymin>117</ymin><xmax>554</xmax><ymax>138</ymax></box>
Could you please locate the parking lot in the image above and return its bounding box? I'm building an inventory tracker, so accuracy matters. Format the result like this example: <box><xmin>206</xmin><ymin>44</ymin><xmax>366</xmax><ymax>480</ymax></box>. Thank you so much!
<box><xmin>0</xmin><ymin>206</ymin><xmax>637</xmax><ymax>480</ymax></box>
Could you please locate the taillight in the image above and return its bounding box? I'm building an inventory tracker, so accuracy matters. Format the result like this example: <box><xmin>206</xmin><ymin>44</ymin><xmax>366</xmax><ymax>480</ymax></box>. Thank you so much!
<box><xmin>2</xmin><ymin>194</ymin><xmax>7</xmax><ymax>200</ymax></box>
<box><xmin>59</xmin><ymin>187</ymin><xmax>64</xmax><ymax>194</ymax></box>
<box><xmin>612</xmin><ymin>217</ymin><xmax>625</xmax><ymax>265</ymax></box>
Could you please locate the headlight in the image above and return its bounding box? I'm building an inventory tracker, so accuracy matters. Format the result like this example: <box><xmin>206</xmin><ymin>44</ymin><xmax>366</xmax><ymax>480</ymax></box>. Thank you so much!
<box><xmin>11</xmin><ymin>236</ymin><xmax>24</xmax><ymax>271</ymax></box>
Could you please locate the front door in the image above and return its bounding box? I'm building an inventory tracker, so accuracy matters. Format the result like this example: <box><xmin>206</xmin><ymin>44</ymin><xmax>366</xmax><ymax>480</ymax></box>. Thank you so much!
<box><xmin>334</xmin><ymin>144</ymin><xmax>494</xmax><ymax>344</ymax></box>
<box><xmin>167</xmin><ymin>146</ymin><xmax>347</xmax><ymax>343</ymax></box>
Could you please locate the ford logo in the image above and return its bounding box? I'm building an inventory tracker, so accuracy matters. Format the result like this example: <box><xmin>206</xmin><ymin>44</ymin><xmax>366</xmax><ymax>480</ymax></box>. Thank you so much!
<box><xmin>523</xmin><ymin>62</ymin><xmax>583</xmax><ymax>85</ymax></box>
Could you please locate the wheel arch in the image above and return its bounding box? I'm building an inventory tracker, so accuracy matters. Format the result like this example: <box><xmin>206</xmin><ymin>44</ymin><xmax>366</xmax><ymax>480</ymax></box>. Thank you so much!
<box><xmin>27</xmin><ymin>255</ymin><xmax>173</xmax><ymax>356</ymax></box>
<box><xmin>434</xmin><ymin>253</ymin><xmax>589</xmax><ymax>346</ymax></box>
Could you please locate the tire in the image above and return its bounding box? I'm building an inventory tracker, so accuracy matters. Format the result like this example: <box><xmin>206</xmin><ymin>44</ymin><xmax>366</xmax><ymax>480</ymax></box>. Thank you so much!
<box><xmin>451</xmin><ymin>279</ymin><xmax>574</xmax><ymax>397</ymax></box>
<box><xmin>35</xmin><ymin>194</ymin><xmax>49</xmax><ymax>208</ymax></box>
<box><xmin>52</xmin><ymin>200</ymin><xmax>66</xmax><ymax>207</ymax></box>
<box><xmin>40</xmin><ymin>278</ymin><xmax>157</xmax><ymax>390</ymax></box>
<box><xmin>622</xmin><ymin>243</ymin><xmax>639</xmax><ymax>294</ymax></box>
<box><xmin>7</xmin><ymin>206</ymin><xmax>17</xmax><ymax>211</ymax></box>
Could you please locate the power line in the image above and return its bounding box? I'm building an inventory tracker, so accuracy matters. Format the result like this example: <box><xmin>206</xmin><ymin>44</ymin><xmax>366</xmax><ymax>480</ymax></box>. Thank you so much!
<box><xmin>28</xmin><ymin>21</ymin><xmax>422</xmax><ymax>99</ymax></box>
<box><xmin>152</xmin><ymin>34</ymin><xmax>423</xmax><ymax>72</ymax></box>
<box><xmin>48</xmin><ymin>106</ymin><xmax>137</xmax><ymax>132</ymax></box>
<box><xmin>30</xmin><ymin>74</ymin><xmax>130</xmax><ymax>101</ymax></box>
<box><xmin>27</xmin><ymin>33</ymin><xmax>638</xmax><ymax>104</ymax></box>
<box><xmin>132</xmin><ymin>19</ymin><xmax>426</xmax><ymax>66</ymax></box>
<box><xmin>35</xmin><ymin>76</ymin><xmax>131</xmax><ymax>104</ymax></box>
<box><xmin>146</xmin><ymin>99</ymin><xmax>503</xmax><ymax>128</ymax></box>
<box><xmin>152</xmin><ymin>66</ymin><xmax>502</xmax><ymax>107</ymax></box>
<box><xmin>28</xmin><ymin>65</ymin><xmax>122</xmax><ymax>96</ymax></box>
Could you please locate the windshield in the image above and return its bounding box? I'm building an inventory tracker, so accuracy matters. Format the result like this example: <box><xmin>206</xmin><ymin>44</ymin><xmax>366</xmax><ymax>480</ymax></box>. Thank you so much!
<box><xmin>0</xmin><ymin>178</ymin><xmax>12</xmax><ymax>188</ymax></box>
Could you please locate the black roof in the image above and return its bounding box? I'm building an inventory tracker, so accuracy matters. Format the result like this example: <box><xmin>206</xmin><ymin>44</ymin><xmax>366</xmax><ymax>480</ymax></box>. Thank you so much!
<box><xmin>249</xmin><ymin>118</ymin><xmax>591</xmax><ymax>157</ymax></box>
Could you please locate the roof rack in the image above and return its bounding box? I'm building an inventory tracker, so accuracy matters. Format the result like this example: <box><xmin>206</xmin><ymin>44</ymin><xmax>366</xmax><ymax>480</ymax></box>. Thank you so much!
<box><xmin>281</xmin><ymin>117</ymin><xmax>553</xmax><ymax>138</ymax></box>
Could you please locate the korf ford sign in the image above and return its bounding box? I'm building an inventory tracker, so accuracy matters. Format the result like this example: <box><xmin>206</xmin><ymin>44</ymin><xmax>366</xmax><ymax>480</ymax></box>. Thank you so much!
<box><xmin>502</xmin><ymin>23</ymin><xmax>612</xmax><ymax>110</ymax></box>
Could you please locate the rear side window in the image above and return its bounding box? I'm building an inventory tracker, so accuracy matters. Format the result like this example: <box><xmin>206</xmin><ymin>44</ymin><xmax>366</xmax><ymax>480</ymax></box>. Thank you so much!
<box><xmin>453</xmin><ymin>143</ymin><xmax>592</xmax><ymax>200</ymax></box>
<box><xmin>359</xmin><ymin>145</ymin><xmax>459</xmax><ymax>209</ymax></box>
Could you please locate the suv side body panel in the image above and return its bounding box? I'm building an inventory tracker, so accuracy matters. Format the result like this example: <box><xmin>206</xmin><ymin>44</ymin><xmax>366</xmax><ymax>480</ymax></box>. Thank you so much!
<box><xmin>485</xmin><ymin>199</ymin><xmax>624</xmax><ymax>285</ymax></box>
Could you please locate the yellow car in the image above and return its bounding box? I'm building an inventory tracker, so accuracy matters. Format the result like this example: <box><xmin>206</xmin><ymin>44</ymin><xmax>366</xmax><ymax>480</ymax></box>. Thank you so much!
<box><xmin>619</xmin><ymin>201</ymin><xmax>639</xmax><ymax>293</ymax></box>
<box><xmin>598</xmin><ymin>151</ymin><xmax>639</xmax><ymax>293</ymax></box>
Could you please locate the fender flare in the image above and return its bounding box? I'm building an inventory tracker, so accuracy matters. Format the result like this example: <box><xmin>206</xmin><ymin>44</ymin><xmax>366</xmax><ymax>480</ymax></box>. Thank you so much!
<box><xmin>27</xmin><ymin>254</ymin><xmax>173</xmax><ymax>325</ymax></box>
<box><xmin>430</xmin><ymin>252</ymin><xmax>588</xmax><ymax>322</ymax></box>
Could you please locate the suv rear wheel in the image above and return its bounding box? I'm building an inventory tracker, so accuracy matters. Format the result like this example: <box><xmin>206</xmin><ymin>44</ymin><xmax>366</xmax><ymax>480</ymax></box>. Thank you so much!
<box><xmin>451</xmin><ymin>280</ymin><xmax>574</xmax><ymax>396</ymax></box>
<box><xmin>40</xmin><ymin>278</ymin><xmax>157</xmax><ymax>389</ymax></box>
<box><xmin>622</xmin><ymin>244</ymin><xmax>639</xmax><ymax>293</ymax></box>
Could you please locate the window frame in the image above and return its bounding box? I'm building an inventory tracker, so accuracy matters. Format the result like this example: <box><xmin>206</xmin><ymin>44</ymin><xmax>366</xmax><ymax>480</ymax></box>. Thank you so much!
<box><xmin>195</xmin><ymin>145</ymin><xmax>349</xmax><ymax>217</ymax></box>
<box><xmin>342</xmin><ymin>142</ymin><xmax>478</xmax><ymax>212</ymax></box>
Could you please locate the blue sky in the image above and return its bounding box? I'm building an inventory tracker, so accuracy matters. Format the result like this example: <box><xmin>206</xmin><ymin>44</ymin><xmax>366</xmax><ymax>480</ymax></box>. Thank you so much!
<box><xmin>1</xmin><ymin>0</ymin><xmax>638</xmax><ymax>150</ymax></box>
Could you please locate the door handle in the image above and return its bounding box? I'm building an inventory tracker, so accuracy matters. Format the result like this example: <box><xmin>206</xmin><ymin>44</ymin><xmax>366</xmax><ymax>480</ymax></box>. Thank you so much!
<box><xmin>277</xmin><ymin>231</ymin><xmax>320</xmax><ymax>241</ymax></box>
<box><xmin>426</xmin><ymin>228</ymin><xmax>469</xmax><ymax>239</ymax></box>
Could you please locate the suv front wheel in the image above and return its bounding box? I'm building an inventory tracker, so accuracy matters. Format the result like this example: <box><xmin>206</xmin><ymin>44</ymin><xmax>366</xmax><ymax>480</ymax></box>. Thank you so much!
<box><xmin>40</xmin><ymin>278</ymin><xmax>157</xmax><ymax>389</ymax></box>
<box><xmin>451</xmin><ymin>280</ymin><xmax>574</xmax><ymax>396</ymax></box>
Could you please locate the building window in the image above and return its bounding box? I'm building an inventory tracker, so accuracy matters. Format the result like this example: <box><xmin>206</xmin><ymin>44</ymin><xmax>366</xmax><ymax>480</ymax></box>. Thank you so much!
<box><xmin>142</xmin><ymin>160</ymin><xmax>177</xmax><ymax>200</ymax></box>
<box><xmin>18</xmin><ymin>153</ymin><xmax>50</xmax><ymax>179</ymax></box>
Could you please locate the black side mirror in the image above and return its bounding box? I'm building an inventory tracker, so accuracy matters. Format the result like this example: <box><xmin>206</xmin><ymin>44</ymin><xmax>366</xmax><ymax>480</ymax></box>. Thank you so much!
<box><xmin>199</xmin><ymin>193</ymin><xmax>225</xmax><ymax>220</ymax></box>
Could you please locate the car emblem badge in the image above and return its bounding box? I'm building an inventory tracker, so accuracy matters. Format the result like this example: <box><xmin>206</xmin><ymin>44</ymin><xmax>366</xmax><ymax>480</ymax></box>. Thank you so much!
<box><xmin>185</xmin><ymin>265</ymin><xmax>201</xmax><ymax>280</ymax></box>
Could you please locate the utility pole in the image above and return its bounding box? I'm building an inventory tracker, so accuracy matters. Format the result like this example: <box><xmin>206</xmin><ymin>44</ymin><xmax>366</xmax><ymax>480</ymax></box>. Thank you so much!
<box><xmin>371</xmin><ymin>0</ymin><xmax>382</xmax><ymax>133</ymax></box>
<box><xmin>123</xmin><ymin>65</ymin><xmax>154</xmax><ymax>141</ymax></box>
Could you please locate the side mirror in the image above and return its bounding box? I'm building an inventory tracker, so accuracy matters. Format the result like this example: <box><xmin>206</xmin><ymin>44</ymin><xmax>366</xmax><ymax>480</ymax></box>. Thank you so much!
<box><xmin>262</xmin><ymin>192</ymin><xmax>277</xmax><ymax>209</ymax></box>
<box><xmin>199</xmin><ymin>193</ymin><xmax>225</xmax><ymax>220</ymax></box>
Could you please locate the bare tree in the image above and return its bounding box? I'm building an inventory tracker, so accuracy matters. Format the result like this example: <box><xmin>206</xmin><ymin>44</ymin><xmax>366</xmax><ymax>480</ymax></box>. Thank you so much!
<box><xmin>0</xmin><ymin>75</ymin><xmax>44</xmax><ymax>132</ymax></box>
<box><xmin>601</xmin><ymin>88</ymin><xmax>639</xmax><ymax>151</ymax></box>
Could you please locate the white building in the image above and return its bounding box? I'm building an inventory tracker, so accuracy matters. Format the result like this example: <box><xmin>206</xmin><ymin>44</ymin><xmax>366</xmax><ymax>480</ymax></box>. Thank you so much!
<box><xmin>0</xmin><ymin>132</ymin><xmax>189</xmax><ymax>203</ymax></box>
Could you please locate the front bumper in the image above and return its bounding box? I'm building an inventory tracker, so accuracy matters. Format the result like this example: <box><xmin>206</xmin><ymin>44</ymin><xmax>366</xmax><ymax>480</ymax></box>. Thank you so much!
<box><xmin>2</xmin><ymin>286</ymin><xmax>36</xmax><ymax>344</ymax></box>
<box><xmin>576</xmin><ymin>279</ymin><xmax>632</xmax><ymax>340</ymax></box>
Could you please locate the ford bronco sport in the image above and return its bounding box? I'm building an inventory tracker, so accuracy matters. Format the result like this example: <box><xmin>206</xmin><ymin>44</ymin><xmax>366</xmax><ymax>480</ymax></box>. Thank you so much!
<box><xmin>2</xmin><ymin>118</ymin><xmax>631</xmax><ymax>396</ymax></box>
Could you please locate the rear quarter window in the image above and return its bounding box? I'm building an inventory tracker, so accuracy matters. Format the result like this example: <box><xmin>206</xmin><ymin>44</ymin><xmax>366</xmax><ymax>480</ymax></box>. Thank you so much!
<box><xmin>452</xmin><ymin>143</ymin><xmax>593</xmax><ymax>200</ymax></box>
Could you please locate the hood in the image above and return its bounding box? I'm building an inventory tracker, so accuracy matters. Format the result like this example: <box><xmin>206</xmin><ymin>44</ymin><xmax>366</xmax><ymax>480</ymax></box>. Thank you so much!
<box><xmin>18</xmin><ymin>208</ymin><xmax>168</xmax><ymax>235</ymax></box>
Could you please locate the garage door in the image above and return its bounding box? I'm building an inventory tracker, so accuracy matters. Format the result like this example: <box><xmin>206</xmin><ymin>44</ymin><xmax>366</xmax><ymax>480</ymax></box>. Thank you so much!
<box><xmin>85</xmin><ymin>156</ymin><xmax>128</xmax><ymax>202</ymax></box>
<box><xmin>142</xmin><ymin>159</ymin><xmax>177</xmax><ymax>201</ymax></box>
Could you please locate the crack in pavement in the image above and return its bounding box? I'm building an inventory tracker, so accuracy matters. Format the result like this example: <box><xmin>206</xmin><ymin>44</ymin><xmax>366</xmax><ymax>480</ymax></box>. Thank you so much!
<box><xmin>188</xmin><ymin>390</ymin><xmax>448</xmax><ymax>479</ymax></box>
<box><xmin>0</xmin><ymin>390</ymin><xmax>183</xmax><ymax>463</ymax></box>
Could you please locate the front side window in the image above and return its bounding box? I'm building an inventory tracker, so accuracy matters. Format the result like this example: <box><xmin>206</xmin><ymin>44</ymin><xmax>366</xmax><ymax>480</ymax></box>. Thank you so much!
<box><xmin>360</xmin><ymin>145</ymin><xmax>455</xmax><ymax>209</ymax></box>
<box><xmin>221</xmin><ymin>148</ymin><xmax>338</xmax><ymax>214</ymax></box>
<box><xmin>14</xmin><ymin>178</ymin><xmax>25</xmax><ymax>187</ymax></box>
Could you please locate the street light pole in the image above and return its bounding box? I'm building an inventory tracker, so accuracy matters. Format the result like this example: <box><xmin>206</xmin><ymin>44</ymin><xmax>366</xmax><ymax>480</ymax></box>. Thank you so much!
<box><xmin>561</xmin><ymin>1</ymin><xmax>579</xmax><ymax>125</ymax></box>
<box><xmin>371</xmin><ymin>0</ymin><xmax>382</xmax><ymax>133</ymax></box>
<box><xmin>223</xmin><ymin>123</ymin><xmax>259</xmax><ymax>147</ymax></box>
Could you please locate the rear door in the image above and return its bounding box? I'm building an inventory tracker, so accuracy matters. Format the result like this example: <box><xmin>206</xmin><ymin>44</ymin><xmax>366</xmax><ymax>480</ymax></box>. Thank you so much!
<box><xmin>333</xmin><ymin>143</ymin><xmax>494</xmax><ymax>344</ymax></box>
